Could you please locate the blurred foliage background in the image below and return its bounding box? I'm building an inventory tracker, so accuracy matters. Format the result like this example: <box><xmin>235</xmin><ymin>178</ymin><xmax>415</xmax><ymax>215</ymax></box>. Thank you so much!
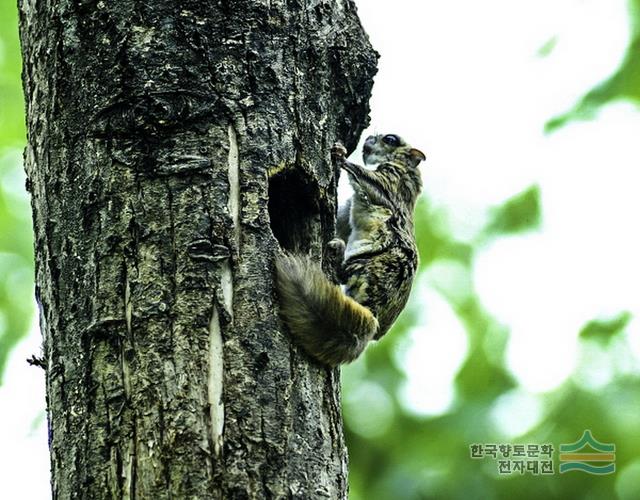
<box><xmin>1</xmin><ymin>0</ymin><xmax>640</xmax><ymax>499</ymax></box>
<box><xmin>343</xmin><ymin>192</ymin><xmax>640</xmax><ymax>500</ymax></box>
<box><xmin>0</xmin><ymin>0</ymin><xmax>33</xmax><ymax>382</ymax></box>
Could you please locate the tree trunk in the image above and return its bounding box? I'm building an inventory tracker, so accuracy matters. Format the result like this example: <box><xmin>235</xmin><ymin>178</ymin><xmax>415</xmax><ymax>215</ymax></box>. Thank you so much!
<box><xmin>18</xmin><ymin>0</ymin><xmax>376</xmax><ymax>498</ymax></box>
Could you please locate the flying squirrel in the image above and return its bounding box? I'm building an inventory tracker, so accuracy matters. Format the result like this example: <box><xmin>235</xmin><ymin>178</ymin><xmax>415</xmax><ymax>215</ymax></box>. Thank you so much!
<box><xmin>275</xmin><ymin>134</ymin><xmax>426</xmax><ymax>367</ymax></box>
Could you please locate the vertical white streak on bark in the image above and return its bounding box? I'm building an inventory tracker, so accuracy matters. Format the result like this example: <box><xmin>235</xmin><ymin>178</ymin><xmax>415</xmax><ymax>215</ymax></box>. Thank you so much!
<box><xmin>207</xmin><ymin>123</ymin><xmax>240</xmax><ymax>456</ymax></box>
<box><xmin>123</xmin><ymin>278</ymin><xmax>135</xmax><ymax>498</ymax></box>
<box><xmin>208</xmin><ymin>305</ymin><xmax>225</xmax><ymax>456</ymax></box>
<box><xmin>222</xmin><ymin>122</ymin><xmax>240</xmax><ymax>320</ymax></box>
<box><xmin>123</xmin><ymin>278</ymin><xmax>132</xmax><ymax>394</ymax></box>
<box><xmin>227</xmin><ymin>122</ymin><xmax>240</xmax><ymax>270</ymax></box>
<box><xmin>124</xmin><ymin>457</ymin><xmax>134</xmax><ymax>500</ymax></box>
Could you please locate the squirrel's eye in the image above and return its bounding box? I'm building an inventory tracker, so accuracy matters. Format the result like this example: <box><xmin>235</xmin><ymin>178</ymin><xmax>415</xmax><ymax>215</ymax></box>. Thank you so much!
<box><xmin>382</xmin><ymin>134</ymin><xmax>400</xmax><ymax>147</ymax></box>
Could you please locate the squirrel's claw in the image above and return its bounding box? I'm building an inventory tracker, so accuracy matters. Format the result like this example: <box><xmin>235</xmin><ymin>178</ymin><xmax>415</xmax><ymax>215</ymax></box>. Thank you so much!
<box><xmin>331</xmin><ymin>142</ymin><xmax>347</xmax><ymax>162</ymax></box>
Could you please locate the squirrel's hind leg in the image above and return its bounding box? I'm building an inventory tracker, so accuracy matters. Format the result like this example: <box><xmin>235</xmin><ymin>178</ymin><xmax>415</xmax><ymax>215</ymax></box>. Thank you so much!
<box><xmin>324</xmin><ymin>238</ymin><xmax>346</xmax><ymax>284</ymax></box>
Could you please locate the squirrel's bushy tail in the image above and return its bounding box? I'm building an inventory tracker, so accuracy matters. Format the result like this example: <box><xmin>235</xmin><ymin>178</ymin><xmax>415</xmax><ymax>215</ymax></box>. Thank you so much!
<box><xmin>275</xmin><ymin>253</ymin><xmax>379</xmax><ymax>367</ymax></box>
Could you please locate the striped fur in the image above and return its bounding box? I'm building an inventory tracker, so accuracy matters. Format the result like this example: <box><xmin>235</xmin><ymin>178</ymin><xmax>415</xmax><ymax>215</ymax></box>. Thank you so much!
<box><xmin>274</xmin><ymin>134</ymin><xmax>424</xmax><ymax>367</ymax></box>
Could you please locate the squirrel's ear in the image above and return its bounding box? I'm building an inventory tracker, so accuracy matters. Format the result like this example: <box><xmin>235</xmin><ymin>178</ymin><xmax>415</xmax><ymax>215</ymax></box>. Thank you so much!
<box><xmin>409</xmin><ymin>148</ymin><xmax>426</xmax><ymax>162</ymax></box>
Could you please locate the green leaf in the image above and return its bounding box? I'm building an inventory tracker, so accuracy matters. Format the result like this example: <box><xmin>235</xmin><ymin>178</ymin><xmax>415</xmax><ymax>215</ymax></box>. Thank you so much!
<box><xmin>579</xmin><ymin>311</ymin><xmax>632</xmax><ymax>346</ymax></box>
<box><xmin>484</xmin><ymin>185</ymin><xmax>541</xmax><ymax>237</ymax></box>
<box><xmin>537</xmin><ymin>36</ymin><xmax>558</xmax><ymax>58</ymax></box>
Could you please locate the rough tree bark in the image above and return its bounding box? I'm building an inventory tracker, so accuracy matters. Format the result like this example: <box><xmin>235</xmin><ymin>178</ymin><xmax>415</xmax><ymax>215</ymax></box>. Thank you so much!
<box><xmin>19</xmin><ymin>0</ymin><xmax>376</xmax><ymax>498</ymax></box>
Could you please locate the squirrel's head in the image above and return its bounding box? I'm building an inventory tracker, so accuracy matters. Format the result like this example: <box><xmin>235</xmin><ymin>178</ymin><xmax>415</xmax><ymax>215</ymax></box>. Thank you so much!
<box><xmin>362</xmin><ymin>134</ymin><xmax>426</xmax><ymax>168</ymax></box>
<box><xmin>361</xmin><ymin>134</ymin><xmax>425</xmax><ymax>212</ymax></box>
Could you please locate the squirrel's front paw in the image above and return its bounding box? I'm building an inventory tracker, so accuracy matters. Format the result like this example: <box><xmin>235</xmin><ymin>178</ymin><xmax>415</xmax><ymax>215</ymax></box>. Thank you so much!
<box><xmin>331</xmin><ymin>142</ymin><xmax>347</xmax><ymax>162</ymax></box>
